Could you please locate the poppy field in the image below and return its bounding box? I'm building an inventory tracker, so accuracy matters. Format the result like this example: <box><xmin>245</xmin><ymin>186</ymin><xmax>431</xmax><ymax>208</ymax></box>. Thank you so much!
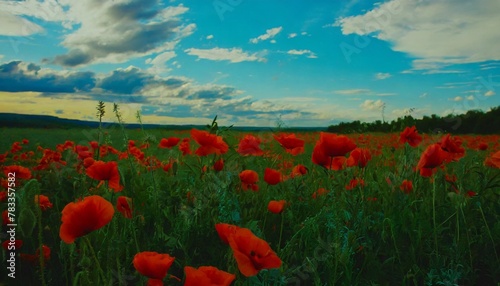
<box><xmin>1</xmin><ymin>115</ymin><xmax>500</xmax><ymax>285</ymax></box>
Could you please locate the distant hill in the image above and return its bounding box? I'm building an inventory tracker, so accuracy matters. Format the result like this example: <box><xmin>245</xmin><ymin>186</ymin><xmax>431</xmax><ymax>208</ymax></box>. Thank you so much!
<box><xmin>0</xmin><ymin>113</ymin><xmax>202</xmax><ymax>130</ymax></box>
<box><xmin>0</xmin><ymin>113</ymin><xmax>326</xmax><ymax>132</ymax></box>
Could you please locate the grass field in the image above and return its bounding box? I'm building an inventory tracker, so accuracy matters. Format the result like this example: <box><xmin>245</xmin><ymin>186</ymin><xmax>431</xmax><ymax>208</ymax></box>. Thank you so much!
<box><xmin>1</xmin><ymin>123</ymin><xmax>499</xmax><ymax>285</ymax></box>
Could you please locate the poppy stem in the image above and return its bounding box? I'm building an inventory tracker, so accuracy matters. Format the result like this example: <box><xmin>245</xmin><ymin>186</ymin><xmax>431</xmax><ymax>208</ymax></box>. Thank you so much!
<box><xmin>262</xmin><ymin>215</ymin><xmax>267</xmax><ymax>236</ymax></box>
<box><xmin>84</xmin><ymin>237</ymin><xmax>107</xmax><ymax>283</ymax></box>
<box><xmin>278</xmin><ymin>212</ymin><xmax>284</xmax><ymax>251</ymax></box>
<box><xmin>432</xmin><ymin>178</ymin><xmax>438</xmax><ymax>259</ymax></box>
<box><xmin>36</xmin><ymin>200</ymin><xmax>47</xmax><ymax>286</ymax></box>
<box><xmin>477</xmin><ymin>202</ymin><xmax>500</xmax><ymax>264</ymax></box>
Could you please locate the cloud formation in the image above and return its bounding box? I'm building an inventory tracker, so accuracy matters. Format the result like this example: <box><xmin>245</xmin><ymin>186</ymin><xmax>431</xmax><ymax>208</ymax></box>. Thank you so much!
<box><xmin>360</xmin><ymin>99</ymin><xmax>384</xmax><ymax>111</ymax></box>
<box><xmin>335</xmin><ymin>89</ymin><xmax>371</xmax><ymax>95</ymax></box>
<box><xmin>250</xmin><ymin>26</ymin><xmax>283</xmax><ymax>44</ymax></box>
<box><xmin>0</xmin><ymin>60</ymin><xmax>312</xmax><ymax>126</ymax></box>
<box><xmin>37</xmin><ymin>1</ymin><xmax>194</xmax><ymax>67</ymax></box>
<box><xmin>287</xmin><ymin>49</ymin><xmax>317</xmax><ymax>58</ymax></box>
<box><xmin>0</xmin><ymin>61</ymin><xmax>95</xmax><ymax>92</ymax></box>
<box><xmin>375</xmin><ymin>72</ymin><xmax>391</xmax><ymax>80</ymax></box>
<box><xmin>184</xmin><ymin>47</ymin><xmax>266</xmax><ymax>63</ymax></box>
<box><xmin>0</xmin><ymin>11</ymin><xmax>43</xmax><ymax>36</ymax></box>
<box><xmin>335</xmin><ymin>0</ymin><xmax>500</xmax><ymax>70</ymax></box>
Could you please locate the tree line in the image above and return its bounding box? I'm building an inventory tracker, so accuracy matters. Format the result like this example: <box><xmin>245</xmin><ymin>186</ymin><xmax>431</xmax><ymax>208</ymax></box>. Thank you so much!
<box><xmin>327</xmin><ymin>106</ymin><xmax>500</xmax><ymax>134</ymax></box>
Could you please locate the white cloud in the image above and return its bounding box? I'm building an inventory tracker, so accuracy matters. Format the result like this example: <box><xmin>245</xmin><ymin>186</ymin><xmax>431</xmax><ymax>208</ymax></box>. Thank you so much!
<box><xmin>485</xmin><ymin>90</ymin><xmax>495</xmax><ymax>97</ymax></box>
<box><xmin>287</xmin><ymin>49</ymin><xmax>317</xmax><ymax>58</ymax></box>
<box><xmin>0</xmin><ymin>0</ymin><xmax>69</xmax><ymax>28</ymax></box>
<box><xmin>335</xmin><ymin>89</ymin><xmax>371</xmax><ymax>95</ymax></box>
<box><xmin>250</xmin><ymin>26</ymin><xmax>282</xmax><ymax>44</ymax></box>
<box><xmin>335</xmin><ymin>0</ymin><xmax>500</xmax><ymax>70</ymax></box>
<box><xmin>206</xmin><ymin>34</ymin><xmax>214</xmax><ymax>40</ymax></box>
<box><xmin>360</xmin><ymin>99</ymin><xmax>385</xmax><ymax>111</ymax></box>
<box><xmin>156</xmin><ymin>5</ymin><xmax>190</xmax><ymax>21</ymax></box>
<box><xmin>480</xmin><ymin>62</ymin><xmax>500</xmax><ymax>70</ymax></box>
<box><xmin>184</xmin><ymin>47</ymin><xmax>266</xmax><ymax>63</ymax></box>
<box><xmin>466</xmin><ymin>95</ymin><xmax>475</xmax><ymax>101</ymax></box>
<box><xmin>422</xmin><ymin>69</ymin><xmax>465</xmax><ymax>75</ymax></box>
<box><xmin>301</xmin><ymin>32</ymin><xmax>308</xmax><ymax>36</ymax></box>
<box><xmin>451</xmin><ymin>96</ymin><xmax>463</xmax><ymax>102</ymax></box>
<box><xmin>374</xmin><ymin>72</ymin><xmax>391</xmax><ymax>80</ymax></box>
<box><xmin>30</xmin><ymin>1</ymin><xmax>193</xmax><ymax>67</ymax></box>
<box><xmin>419</xmin><ymin>92</ymin><xmax>428</xmax><ymax>98</ymax></box>
<box><xmin>145</xmin><ymin>51</ymin><xmax>177</xmax><ymax>74</ymax></box>
<box><xmin>0</xmin><ymin>11</ymin><xmax>44</xmax><ymax>36</ymax></box>
<box><xmin>288</xmin><ymin>33</ymin><xmax>297</xmax><ymax>38</ymax></box>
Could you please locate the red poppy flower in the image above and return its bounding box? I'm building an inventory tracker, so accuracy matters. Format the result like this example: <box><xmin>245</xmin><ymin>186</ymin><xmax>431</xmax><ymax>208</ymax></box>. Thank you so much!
<box><xmin>2</xmin><ymin>239</ymin><xmax>23</xmax><ymax>251</ymax></box>
<box><xmin>3</xmin><ymin>165</ymin><xmax>32</xmax><ymax>180</ymax></box>
<box><xmin>76</xmin><ymin>145</ymin><xmax>93</xmax><ymax>160</ymax></box>
<box><xmin>312</xmin><ymin>133</ymin><xmax>356</xmax><ymax>169</ymax></box>
<box><xmin>59</xmin><ymin>195</ymin><xmax>115</xmax><ymax>243</ymax></box>
<box><xmin>477</xmin><ymin>142</ymin><xmax>488</xmax><ymax>150</ymax></box>
<box><xmin>215</xmin><ymin>223</ymin><xmax>242</xmax><ymax>245</ymax></box>
<box><xmin>416</xmin><ymin>144</ymin><xmax>448</xmax><ymax>177</ymax></box>
<box><xmin>2</xmin><ymin>210</ymin><xmax>10</xmax><ymax>225</ymax></box>
<box><xmin>312</xmin><ymin>187</ymin><xmax>328</xmax><ymax>199</ymax></box>
<box><xmin>268</xmin><ymin>200</ymin><xmax>286</xmax><ymax>214</ymax></box>
<box><xmin>0</xmin><ymin>153</ymin><xmax>7</xmax><ymax>164</ymax></box>
<box><xmin>312</xmin><ymin>146</ymin><xmax>347</xmax><ymax>170</ymax></box>
<box><xmin>184</xmin><ymin>266</ymin><xmax>236</xmax><ymax>286</ymax></box>
<box><xmin>116</xmin><ymin>196</ymin><xmax>133</xmax><ymax>219</ymax></box>
<box><xmin>179</xmin><ymin>138</ymin><xmax>191</xmax><ymax>155</ymax></box>
<box><xmin>445</xmin><ymin>174</ymin><xmax>457</xmax><ymax>183</ymax></box>
<box><xmin>227</xmin><ymin>227</ymin><xmax>282</xmax><ymax>277</ymax></box>
<box><xmin>89</xmin><ymin>141</ymin><xmax>99</xmax><ymax>150</ymax></box>
<box><xmin>465</xmin><ymin>190</ymin><xmax>477</xmax><ymax>197</ymax></box>
<box><xmin>438</xmin><ymin>134</ymin><xmax>465</xmax><ymax>162</ymax></box>
<box><xmin>346</xmin><ymin>148</ymin><xmax>372</xmax><ymax>168</ymax></box>
<box><xmin>158</xmin><ymin>137</ymin><xmax>181</xmax><ymax>149</ymax></box>
<box><xmin>213</xmin><ymin>159</ymin><xmax>224</xmax><ymax>172</ymax></box>
<box><xmin>128</xmin><ymin>146</ymin><xmax>145</xmax><ymax>161</ymax></box>
<box><xmin>191</xmin><ymin>129</ymin><xmax>229</xmax><ymax>156</ymax></box>
<box><xmin>10</xmin><ymin>142</ymin><xmax>22</xmax><ymax>153</ymax></box>
<box><xmin>20</xmin><ymin>245</ymin><xmax>51</xmax><ymax>266</ymax></box>
<box><xmin>484</xmin><ymin>150</ymin><xmax>500</xmax><ymax>168</ymax></box>
<box><xmin>239</xmin><ymin>170</ymin><xmax>259</xmax><ymax>191</ymax></box>
<box><xmin>264</xmin><ymin>168</ymin><xmax>282</xmax><ymax>185</ymax></box>
<box><xmin>399</xmin><ymin>126</ymin><xmax>422</xmax><ymax>147</ymax></box>
<box><xmin>133</xmin><ymin>251</ymin><xmax>175</xmax><ymax>281</ymax></box>
<box><xmin>237</xmin><ymin>135</ymin><xmax>264</xmax><ymax>156</ymax></box>
<box><xmin>290</xmin><ymin>164</ymin><xmax>308</xmax><ymax>178</ymax></box>
<box><xmin>36</xmin><ymin>245</ymin><xmax>51</xmax><ymax>262</ymax></box>
<box><xmin>0</xmin><ymin>191</ymin><xmax>7</xmax><ymax>202</ymax></box>
<box><xmin>273</xmin><ymin>133</ymin><xmax>304</xmax><ymax>155</ymax></box>
<box><xmin>35</xmin><ymin>195</ymin><xmax>53</xmax><ymax>211</ymax></box>
<box><xmin>399</xmin><ymin>180</ymin><xmax>413</xmax><ymax>194</ymax></box>
<box><xmin>83</xmin><ymin>157</ymin><xmax>95</xmax><ymax>168</ymax></box>
<box><xmin>86</xmin><ymin>161</ymin><xmax>123</xmax><ymax>192</ymax></box>
<box><xmin>345</xmin><ymin>178</ymin><xmax>365</xmax><ymax>190</ymax></box>
<box><xmin>314</xmin><ymin>132</ymin><xmax>357</xmax><ymax>157</ymax></box>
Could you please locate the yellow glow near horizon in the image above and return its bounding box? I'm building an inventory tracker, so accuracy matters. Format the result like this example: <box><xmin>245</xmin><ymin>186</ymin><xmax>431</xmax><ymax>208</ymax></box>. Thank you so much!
<box><xmin>0</xmin><ymin>91</ymin><xmax>216</xmax><ymax>125</ymax></box>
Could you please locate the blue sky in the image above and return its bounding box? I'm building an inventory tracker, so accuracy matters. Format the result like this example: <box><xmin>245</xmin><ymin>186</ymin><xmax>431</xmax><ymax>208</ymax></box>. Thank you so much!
<box><xmin>0</xmin><ymin>0</ymin><xmax>499</xmax><ymax>127</ymax></box>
